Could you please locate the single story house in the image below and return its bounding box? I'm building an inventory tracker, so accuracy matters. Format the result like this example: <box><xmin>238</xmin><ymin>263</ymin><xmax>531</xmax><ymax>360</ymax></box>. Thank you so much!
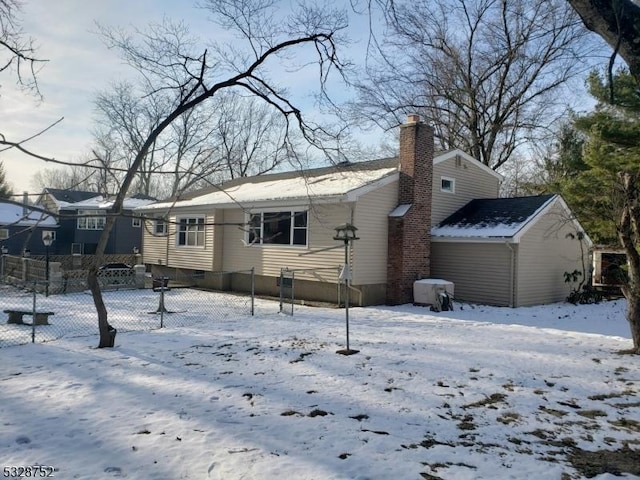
<box><xmin>0</xmin><ymin>200</ymin><xmax>58</xmax><ymax>256</ymax></box>
<box><xmin>137</xmin><ymin>115</ymin><xmax>590</xmax><ymax>307</ymax></box>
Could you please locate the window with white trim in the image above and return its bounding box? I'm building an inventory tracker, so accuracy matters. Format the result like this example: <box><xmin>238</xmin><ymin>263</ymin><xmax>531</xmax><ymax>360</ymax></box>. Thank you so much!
<box><xmin>77</xmin><ymin>209</ymin><xmax>106</xmax><ymax>230</ymax></box>
<box><xmin>177</xmin><ymin>217</ymin><xmax>205</xmax><ymax>246</ymax></box>
<box><xmin>441</xmin><ymin>176</ymin><xmax>455</xmax><ymax>193</ymax></box>
<box><xmin>0</xmin><ymin>228</ymin><xmax>8</xmax><ymax>240</ymax></box>
<box><xmin>248</xmin><ymin>210</ymin><xmax>308</xmax><ymax>246</ymax></box>
<box><xmin>153</xmin><ymin>217</ymin><xmax>168</xmax><ymax>236</ymax></box>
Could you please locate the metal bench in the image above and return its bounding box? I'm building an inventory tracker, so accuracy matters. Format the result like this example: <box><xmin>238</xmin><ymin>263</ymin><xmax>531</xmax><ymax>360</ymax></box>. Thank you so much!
<box><xmin>4</xmin><ymin>309</ymin><xmax>54</xmax><ymax>325</ymax></box>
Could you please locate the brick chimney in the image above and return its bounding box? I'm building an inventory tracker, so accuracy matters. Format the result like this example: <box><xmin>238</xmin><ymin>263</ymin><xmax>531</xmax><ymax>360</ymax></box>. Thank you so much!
<box><xmin>386</xmin><ymin>115</ymin><xmax>434</xmax><ymax>305</ymax></box>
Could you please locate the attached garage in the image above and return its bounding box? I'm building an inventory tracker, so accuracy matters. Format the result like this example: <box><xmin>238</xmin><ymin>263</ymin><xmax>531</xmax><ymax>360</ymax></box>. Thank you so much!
<box><xmin>430</xmin><ymin>194</ymin><xmax>591</xmax><ymax>307</ymax></box>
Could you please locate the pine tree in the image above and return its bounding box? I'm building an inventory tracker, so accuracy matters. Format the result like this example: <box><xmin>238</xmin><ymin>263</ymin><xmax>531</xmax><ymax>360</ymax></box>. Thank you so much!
<box><xmin>571</xmin><ymin>68</ymin><xmax>640</xmax><ymax>353</ymax></box>
<box><xmin>0</xmin><ymin>161</ymin><xmax>13</xmax><ymax>199</ymax></box>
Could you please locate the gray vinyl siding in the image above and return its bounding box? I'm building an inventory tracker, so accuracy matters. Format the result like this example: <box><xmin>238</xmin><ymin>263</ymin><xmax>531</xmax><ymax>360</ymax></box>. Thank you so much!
<box><xmin>221</xmin><ymin>203</ymin><xmax>351</xmax><ymax>282</ymax></box>
<box><xmin>432</xmin><ymin>157</ymin><xmax>500</xmax><ymax>225</ymax></box>
<box><xmin>516</xmin><ymin>202</ymin><xmax>588</xmax><ymax>306</ymax></box>
<box><xmin>431</xmin><ymin>241</ymin><xmax>513</xmax><ymax>306</ymax></box>
<box><xmin>352</xmin><ymin>181</ymin><xmax>398</xmax><ymax>285</ymax></box>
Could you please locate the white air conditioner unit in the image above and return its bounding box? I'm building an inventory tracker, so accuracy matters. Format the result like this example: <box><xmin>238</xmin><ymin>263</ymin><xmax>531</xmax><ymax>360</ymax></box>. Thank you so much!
<box><xmin>413</xmin><ymin>279</ymin><xmax>454</xmax><ymax>307</ymax></box>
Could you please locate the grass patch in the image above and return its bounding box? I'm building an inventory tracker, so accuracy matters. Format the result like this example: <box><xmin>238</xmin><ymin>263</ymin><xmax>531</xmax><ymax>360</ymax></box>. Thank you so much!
<box><xmin>539</xmin><ymin>406</ymin><xmax>569</xmax><ymax>418</ymax></box>
<box><xmin>281</xmin><ymin>410</ymin><xmax>302</xmax><ymax>417</ymax></box>
<box><xmin>568</xmin><ymin>447</ymin><xmax>640</xmax><ymax>478</ymax></box>
<box><xmin>588</xmin><ymin>389</ymin><xmax>635</xmax><ymax>401</ymax></box>
<box><xmin>577</xmin><ymin>410</ymin><xmax>608</xmax><ymax>419</ymax></box>
<box><xmin>497</xmin><ymin>412</ymin><xmax>521</xmax><ymax>425</ymax></box>
<box><xmin>463</xmin><ymin>393</ymin><xmax>507</xmax><ymax>409</ymax></box>
<box><xmin>609</xmin><ymin>418</ymin><xmax>640</xmax><ymax>432</ymax></box>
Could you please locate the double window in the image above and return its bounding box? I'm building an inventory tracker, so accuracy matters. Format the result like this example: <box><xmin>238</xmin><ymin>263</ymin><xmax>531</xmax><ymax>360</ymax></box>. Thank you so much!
<box><xmin>248</xmin><ymin>210</ymin><xmax>308</xmax><ymax>246</ymax></box>
<box><xmin>177</xmin><ymin>217</ymin><xmax>205</xmax><ymax>247</ymax></box>
<box><xmin>77</xmin><ymin>210</ymin><xmax>106</xmax><ymax>230</ymax></box>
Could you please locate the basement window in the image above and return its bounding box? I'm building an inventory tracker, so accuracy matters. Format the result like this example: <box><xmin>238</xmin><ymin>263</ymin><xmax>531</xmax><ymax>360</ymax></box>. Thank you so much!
<box><xmin>441</xmin><ymin>176</ymin><xmax>455</xmax><ymax>193</ymax></box>
<box><xmin>248</xmin><ymin>210</ymin><xmax>308</xmax><ymax>246</ymax></box>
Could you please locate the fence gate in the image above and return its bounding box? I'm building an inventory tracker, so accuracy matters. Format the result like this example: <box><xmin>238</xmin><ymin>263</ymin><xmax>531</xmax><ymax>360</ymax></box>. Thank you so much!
<box><xmin>279</xmin><ymin>269</ymin><xmax>295</xmax><ymax>315</ymax></box>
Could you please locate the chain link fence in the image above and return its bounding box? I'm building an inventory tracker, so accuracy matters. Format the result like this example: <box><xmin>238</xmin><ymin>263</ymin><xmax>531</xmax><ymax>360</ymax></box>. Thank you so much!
<box><xmin>0</xmin><ymin>261</ymin><xmax>262</xmax><ymax>348</ymax></box>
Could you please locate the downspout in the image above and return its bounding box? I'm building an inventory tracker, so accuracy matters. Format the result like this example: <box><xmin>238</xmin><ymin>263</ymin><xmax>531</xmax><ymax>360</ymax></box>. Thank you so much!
<box><xmin>506</xmin><ymin>242</ymin><xmax>516</xmax><ymax>307</ymax></box>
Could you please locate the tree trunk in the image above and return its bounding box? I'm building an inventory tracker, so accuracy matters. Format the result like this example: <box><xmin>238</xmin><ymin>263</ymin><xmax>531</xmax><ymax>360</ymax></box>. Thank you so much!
<box><xmin>618</xmin><ymin>172</ymin><xmax>640</xmax><ymax>353</ymax></box>
<box><xmin>567</xmin><ymin>0</ymin><xmax>640</xmax><ymax>82</ymax></box>
<box><xmin>625</xmin><ymin>292</ymin><xmax>640</xmax><ymax>353</ymax></box>
<box><xmin>88</xmin><ymin>265</ymin><xmax>117</xmax><ymax>348</ymax></box>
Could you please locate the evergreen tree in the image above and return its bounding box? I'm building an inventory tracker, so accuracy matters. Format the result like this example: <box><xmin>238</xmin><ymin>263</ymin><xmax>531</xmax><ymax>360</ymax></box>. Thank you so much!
<box><xmin>570</xmin><ymin>68</ymin><xmax>640</xmax><ymax>352</ymax></box>
<box><xmin>0</xmin><ymin>161</ymin><xmax>13</xmax><ymax>199</ymax></box>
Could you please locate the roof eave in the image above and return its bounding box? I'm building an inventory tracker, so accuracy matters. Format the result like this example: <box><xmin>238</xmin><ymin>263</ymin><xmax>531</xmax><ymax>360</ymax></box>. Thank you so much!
<box><xmin>431</xmin><ymin>235</ymin><xmax>516</xmax><ymax>244</ymax></box>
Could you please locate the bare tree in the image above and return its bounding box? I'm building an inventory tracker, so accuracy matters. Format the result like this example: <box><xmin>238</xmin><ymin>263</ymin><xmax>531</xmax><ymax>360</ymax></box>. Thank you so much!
<box><xmin>91</xmin><ymin>80</ymin><xmax>298</xmax><ymax>199</ymax></box>
<box><xmin>354</xmin><ymin>0</ymin><xmax>598</xmax><ymax>170</ymax></box>
<box><xmin>213</xmin><ymin>90</ymin><xmax>295</xmax><ymax>180</ymax></box>
<box><xmin>0</xmin><ymin>0</ymin><xmax>45</xmax><ymax>95</ymax></box>
<box><xmin>30</xmin><ymin>165</ymin><xmax>97</xmax><ymax>192</ymax></box>
<box><xmin>86</xmin><ymin>1</ymin><xmax>350</xmax><ymax>347</ymax></box>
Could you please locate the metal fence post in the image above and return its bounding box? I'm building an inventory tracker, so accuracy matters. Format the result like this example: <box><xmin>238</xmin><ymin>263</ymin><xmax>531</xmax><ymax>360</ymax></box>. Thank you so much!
<box><xmin>159</xmin><ymin>277</ymin><xmax>166</xmax><ymax>328</ymax></box>
<box><xmin>250</xmin><ymin>267</ymin><xmax>255</xmax><ymax>316</ymax></box>
<box><xmin>279</xmin><ymin>268</ymin><xmax>284</xmax><ymax>313</ymax></box>
<box><xmin>290</xmin><ymin>272</ymin><xmax>295</xmax><ymax>316</ymax></box>
<box><xmin>31</xmin><ymin>282</ymin><xmax>37</xmax><ymax>343</ymax></box>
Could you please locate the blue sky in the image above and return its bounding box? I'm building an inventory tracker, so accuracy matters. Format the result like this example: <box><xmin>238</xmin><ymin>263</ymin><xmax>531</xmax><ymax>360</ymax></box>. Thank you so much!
<box><xmin>1</xmin><ymin>0</ymin><xmax>378</xmax><ymax>196</ymax></box>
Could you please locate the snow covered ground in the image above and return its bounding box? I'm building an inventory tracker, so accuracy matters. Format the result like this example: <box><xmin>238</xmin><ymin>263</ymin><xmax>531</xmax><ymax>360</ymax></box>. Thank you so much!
<box><xmin>1</xmin><ymin>291</ymin><xmax>638</xmax><ymax>480</ymax></box>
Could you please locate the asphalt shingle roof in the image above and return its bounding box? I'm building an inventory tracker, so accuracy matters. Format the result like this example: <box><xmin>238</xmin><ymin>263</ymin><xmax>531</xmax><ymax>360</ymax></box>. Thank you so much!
<box><xmin>432</xmin><ymin>194</ymin><xmax>556</xmax><ymax>238</ymax></box>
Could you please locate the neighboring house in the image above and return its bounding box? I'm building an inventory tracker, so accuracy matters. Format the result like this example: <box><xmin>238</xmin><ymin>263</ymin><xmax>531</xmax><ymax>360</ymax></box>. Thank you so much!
<box><xmin>137</xmin><ymin>115</ymin><xmax>589</xmax><ymax>307</ymax></box>
<box><xmin>592</xmin><ymin>247</ymin><xmax>627</xmax><ymax>288</ymax></box>
<box><xmin>37</xmin><ymin>189</ymin><xmax>156</xmax><ymax>255</ymax></box>
<box><xmin>0</xmin><ymin>200</ymin><xmax>58</xmax><ymax>255</ymax></box>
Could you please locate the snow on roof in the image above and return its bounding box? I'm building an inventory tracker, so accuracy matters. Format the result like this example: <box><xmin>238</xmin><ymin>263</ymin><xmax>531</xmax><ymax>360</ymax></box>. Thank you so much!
<box><xmin>140</xmin><ymin>159</ymin><xmax>399</xmax><ymax>211</ymax></box>
<box><xmin>0</xmin><ymin>202</ymin><xmax>57</xmax><ymax>226</ymax></box>
<box><xmin>70</xmin><ymin>195</ymin><xmax>156</xmax><ymax>210</ymax></box>
<box><xmin>44</xmin><ymin>188</ymin><xmax>100</xmax><ymax>208</ymax></box>
<box><xmin>431</xmin><ymin>194</ymin><xmax>556</xmax><ymax>239</ymax></box>
<box><xmin>389</xmin><ymin>204</ymin><xmax>412</xmax><ymax>217</ymax></box>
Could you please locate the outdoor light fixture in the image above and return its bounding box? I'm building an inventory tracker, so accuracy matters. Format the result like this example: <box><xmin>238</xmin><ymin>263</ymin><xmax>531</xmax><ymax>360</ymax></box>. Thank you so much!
<box><xmin>42</xmin><ymin>231</ymin><xmax>54</xmax><ymax>297</ymax></box>
<box><xmin>333</xmin><ymin>223</ymin><xmax>360</xmax><ymax>356</ymax></box>
<box><xmin>133</xmin><ymin>246</ymin><xmax>140</xmax><ymax>254</ymax></box>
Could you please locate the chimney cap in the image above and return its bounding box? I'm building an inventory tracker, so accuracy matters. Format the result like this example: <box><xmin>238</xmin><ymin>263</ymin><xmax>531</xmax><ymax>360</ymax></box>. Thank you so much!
<box><xmin>406</xmin><ymin>114</ymin><xmax>421</xmax><ymax>124</ymax></box>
